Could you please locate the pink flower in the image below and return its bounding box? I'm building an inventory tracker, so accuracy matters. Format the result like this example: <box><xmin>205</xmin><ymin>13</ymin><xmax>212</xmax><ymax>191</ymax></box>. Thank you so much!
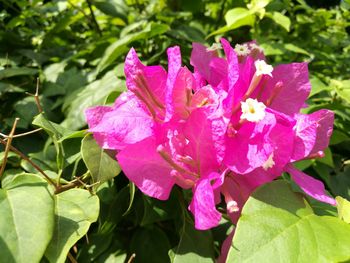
<box><xmin>85</xmin><ymin>38</ymin><xmax>335</xmax><ymax>232</ymax></box>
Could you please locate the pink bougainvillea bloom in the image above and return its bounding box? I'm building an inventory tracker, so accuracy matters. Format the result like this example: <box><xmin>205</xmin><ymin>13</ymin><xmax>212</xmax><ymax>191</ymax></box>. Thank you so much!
<box><xmin>85</xmin><ymin>37</ymin><xmax>336</xmax><ymax>232</ymax></box>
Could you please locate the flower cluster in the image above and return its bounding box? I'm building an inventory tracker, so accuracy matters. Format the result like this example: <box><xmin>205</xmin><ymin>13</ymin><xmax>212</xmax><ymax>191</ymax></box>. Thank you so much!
<box><xmin>86</xmin><ymin>39</ymin><xmax>335</xmax><ymax>231</ymax></box>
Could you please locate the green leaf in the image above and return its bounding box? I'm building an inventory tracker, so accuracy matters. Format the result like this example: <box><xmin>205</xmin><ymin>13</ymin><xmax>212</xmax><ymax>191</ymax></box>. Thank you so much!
<box><xmin>169</xmin><ymin>220</ymin><xmax>215</xmax><ymax>263</ymax></box>
<box><xmin>130</xmin><ymin>226</ymin><xmax>171</xmax><ymax>263</ymax></box>
<box><xmin>0</xmin><ymin>173</ymin><xmax>55</xmax><ymax>263</ymax></box>
<box><xmin>330</xmin><ymin>169</ymin><xmax>350</xmax><ymax>200</ymax></box>
<box><xmin>266</xmin><ymin>11</ymin><xmax>291</xmax><ymax>31</ymax></box>
<box><xmin>333</xmin><ymin>79</ymin><xmax>350</xmax><ymax>103</ymax></box>
<box><xmin>227</xmin><ymin>180</ymin><xmax>350</xmax><ymax>262</ymax></box>
<box><xmin>61</xmin><ymin>70</ymin><xmax>126</xmax><ymax>130</ymax></box>
<box><xmin>330</xmin><ymin>130</ymin><xmax>350</xmax><ymax>145</ymax></box>
<box><xmin>316</xmin><ymin>147</ymin><xmax>334</xmax><ymax>168</ymax></box>
<box><xmin>336</xmin><ymin>196</ymin><xmax>350</xmax><ymax>223</ymax></box>
<box><xmin>283</xmin><ymin>43</ymin><xmax>310</xmax><ymax>55</ymax></box>
<box><xmin>0</xmin><ymin>67</ymin><xmax>38</xmax><ymax>80</ymax></box>
<box><xmin>141</xmin><ymin>193</ymin><xmax>180</xmax><ymax>226</ymax></box>
<box><xmin>309</xmin><ymin>75</ymin><xmax>331</xmax><ymax>97</ymax></box>
<box><xmin>247</xmin><ymin>0</ymin><xmax>272</xmax><ymax>12</ymax></box>
<box><xmin>96</xmin><ymin>22</ymin><xmax>169</xmax><ymax>73</ymax></box>
<box><xmin>207</xmin><ymin>8</ymin><xmax>254</xmax><ymax>37</ymax></box>
<box><xmin>45</xmin><ymin>189</ymin><xmax>100</xmax><ymax>263</ymax></box>
<box><xmin>81</xmin><ymin>134</ymin><xmax>121</xmax><ymax>187</ymax></box>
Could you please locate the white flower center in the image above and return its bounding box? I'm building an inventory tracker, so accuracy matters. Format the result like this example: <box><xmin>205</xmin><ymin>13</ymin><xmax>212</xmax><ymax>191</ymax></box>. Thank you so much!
<box><xmin>254</xmin><ymin>60</ymin><xmax>273</xmax><ymax>77</ymax></box>
<box><xmin>240</xmin><ymin>98</ymin><xmax>266</xmax><ymax>122</ymax></box>
<box><xmin>227</xmin><ymin>200</ymin><xmax>239</xmax><ymax>213</ymax></box>
<box><xmin>234</xmin><ymin>43</ymin><xmax>250</xmax><ymax>56</ymax></box>
<box><xmin>206</xmin><ymin>43</ymin><xmax>222</xmax><ymax>52</ymax></box>
<box><xmin>263</xmin><ymin>153</ymin><xmax>275</xmax><ymax>170</ymax></box>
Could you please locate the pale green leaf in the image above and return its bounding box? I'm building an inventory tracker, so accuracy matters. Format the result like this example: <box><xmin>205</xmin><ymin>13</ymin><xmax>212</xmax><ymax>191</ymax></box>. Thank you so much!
<box><xmin>336</xmin><ymin>196</ymin><xmax>350</xmax><ymax>223</ymax></box>
<box><xmin>267</xmin><ymin>11</ymin><xmax>291</xmax><ymax>31</ymax></box>
<box><xmin>207</xmin><ymin>8</ymin><xmax>255</xmax><ymax>37</ymax></box>
<box><xmin>227</xmin><ymin>181</ymin><xmax>350</xmax><ymax>263</ymax></box>
<box><xmin>96</xmin><ymin>22</ymin><xmax>169</xmax><ymax>73</ymax></box>
<box><xmin>0</xmin><ymin>174</ymin><xmax>55</xmax><ymax>263</ymax></box>
<box><xmin>45</xmin><ymin>189</ymin><xmax>100</xmax><ymax>263</ymax></box>
<box><xmin>61</xmin><ymin>70</ymin><xmax>126</xmax><ymax>130</ymax></box>
<box><xmin>81</xmin><ymin>134</ymin><xmax>121</xmax><ymax>187</ymax></box>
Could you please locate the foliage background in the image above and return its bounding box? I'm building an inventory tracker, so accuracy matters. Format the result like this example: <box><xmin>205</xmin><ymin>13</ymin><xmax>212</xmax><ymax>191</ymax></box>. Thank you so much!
<box><xmin>0</xmin><ymin>0</ymin><xmax>350</xmax><ymax>262</ymax></box>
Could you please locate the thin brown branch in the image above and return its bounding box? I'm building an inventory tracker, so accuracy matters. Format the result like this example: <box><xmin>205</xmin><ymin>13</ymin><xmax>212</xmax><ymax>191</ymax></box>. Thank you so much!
<box><xmin>34</xmin><ymin>78</ymin><xmax>43</xmax><ymax>113</ymax></box>
<box><xmin>67</xmin><ymin>252</ymin><xmax>78</xmax><ymax>263</ymax></box>
<box><xmin>26</xmin><ymin>78</ymin><xmax>43</xmax><ymax>113</ymax></box>
<box><xmin>0</xmin><ymin>128</ymin><xmax>43</xmax><ymax>140</ymax></box>
<box><xmin>0</xmin><ymin>138</ymin><xmax>57</xmax><ymax>188</ymax></box>
<box><xmin>54</xmin><ymin>178</ymin><xmax>83</xmax><ymax>194</ymax></box>
<box><xmin>127</xmin><ymin>253</ymin><xmax>136</xmax><ymax>263</ymax></box>
<box><xmin>0</xmin><ymin>118</ymin><xmax>19</xmax><ymax>178</ymax></box>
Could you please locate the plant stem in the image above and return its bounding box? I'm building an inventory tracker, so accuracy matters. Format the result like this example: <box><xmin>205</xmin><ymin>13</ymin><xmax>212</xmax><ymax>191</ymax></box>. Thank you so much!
<box><xmin>86</xmin><ymin>0</ymin><xmax>102</xmax><ymax>36</ymax></box>
<box><xmin>0</xmin><ymin>118</ymin><xmax>19</xmax><ymax>178</ymax></box>
<box><xmin>0</xmin><ymin>138</ymin><xmax>57</xmax><ymax>188</ymax></box>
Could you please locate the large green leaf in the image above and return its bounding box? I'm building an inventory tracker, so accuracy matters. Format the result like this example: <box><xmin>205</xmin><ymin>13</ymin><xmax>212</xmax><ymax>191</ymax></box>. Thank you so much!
<box><xmin>45</xmin><ymin>189</ymin><xmax>100</xmax><ymax>263</ymax></box>
<box><xmin>81</xmin><ymin>134</ymin><xmax>121</xmax><ymax>187</ymax></box>
<box><xmin>96</xmin><ymin>22</ymin><xmax>169</xmax><ymax>73</ymax></box>
<box><xmin>169</xmin><ymin>220</ymin><xmax>215</xmax><ymax>263</ymax></box>
<box><xmin>0</xmin><ymin>67</ymin><xmax>38</xmax><ymax>80</ymax></box>
<box><xmin>61</xmin><ymin>70</ymin><xmax>125</xmax><ymax>130</ymax></box>
<box><xmin>266</xmin><ymin>11</ymin><xmax>291</xmax><ymax>32</ymax></box>
<box><xmin>227</xmin><ymin>181</ymin><xmax>350</xmax><ymax>262</ymax></box>
<box><xmin>207</xmin><ymin>8</ymin><xmax>255</xmax><ymax>37</ymax></box>
<box><xmin>0</xmin><ymin>173</ymin><xmax>55</xmax><ymax>263</ymax></box>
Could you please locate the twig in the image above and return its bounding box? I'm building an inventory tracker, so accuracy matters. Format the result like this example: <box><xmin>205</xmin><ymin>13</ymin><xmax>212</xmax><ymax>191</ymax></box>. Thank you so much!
<box><xmin>26</xmin><ymin>78</ymin><xmax>43</xmax><ymax>113</ymax></box>
<box><xmin>0</xmin><ymin>138</ymin><xmax>57</xmax><ymax>187</ymax></box>
<box><xmin>0</xmin><ymin>118</ymin><xmax>19</xmax><ymax>178</ymax></box>
<box><xmin>0</xmin><ymin>128</ymin><xmax>43</xmax><ymax>140</ymax></box>
<box><xmin>67</xmin><ymin>252</ymin><xmax>78</xmax><ymax>263</ymax></box>
<box><xmin>127</xmin><ymin>254</ymin><xmax>136</xmax><ymax>263</ymax></box>
<box><xmin>86</xmin><ymin>0</ymin><xmax>102</xmax><ymax>36</ymax></box>
<box><xmin>54</xmin><ymin>177</ymin><xmax>84</xmax><ymax>194</ymax></box>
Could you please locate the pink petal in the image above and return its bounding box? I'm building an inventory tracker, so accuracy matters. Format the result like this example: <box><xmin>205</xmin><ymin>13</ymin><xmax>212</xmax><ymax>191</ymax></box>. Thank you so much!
<box><xmin>286</xmin><ymin>165</ymin><xmax>336</xmax><ymax>205</ymax></box>
<box><xmin>262</xmin><ymin>62</ymin><xmax>311</xmax><ymax>115</ymax></box>
<box><xmin>124</xmin><ymin>48</ymin><xmax>167</xmax><ymax>105</ymax></box>
<box><xmin>89</xmin><ymin>96</ymin><xmax>154</xmax><ymax>150</ymax></box>
<box><xmin>165</xmin><ymin>46</ymin><xmax>182</xmax><ymax>120</ymax></box>
<box><xmin>309</xmin><ymin>109</ymin><xmax>334</xmax><ymax>155</ymax></box>
<box><xmin>189</xmin><ymin>173</ymin><xmax>222</xmax><ymax>230</ymax></box>
<box><xmin>184</xmin><ymin>108</ymin><xmax>219</xmax><ymax>176</ymax></box>
<box><xmin>292</xmin><ymin>109</ymin><xmax>334</xmax><ymax>161</ymax></box>
<box><xmin>224</xmin><ymin>111</ymin><xmax>276</xmax><ymax>174</ymax></box>
<box><xmin>169</xmin><ymin>67</ymin><xmax>195</xmax><ymax>120</ymax></box>
<box><xmin>117</xmin><ymin>137</ymin><xmax>175</xmax><ymax>200</ymax></box>
<box><xmin>190</xmin><ymin>42</ymin><xmax>218</xmax><ymax>85</ymax></box>
<box><xmin>85</xmin><ymin>106</ymin><xmax>113</xmax><ymax>128</ymax></box>
<box><xmin>220</xmin><ymin>38</ymin><xmax>239</xmax><ymax>91</ymax></box>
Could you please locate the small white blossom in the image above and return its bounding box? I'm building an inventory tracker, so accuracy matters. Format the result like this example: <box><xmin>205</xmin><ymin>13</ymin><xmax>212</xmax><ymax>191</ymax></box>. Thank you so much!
<box><xmin>240</xmin><ymin>98</ymin><xmax>266</xmax><ymax>122</ymax></box>
<box><xmin>254</xmin><ymin>60</ymin><xmax>273</xmax><ymax>77</ymax></box>
<box><xmin>206</xmin><ymin>43</ymin><xmax>222</xmax><ymax>52</ymax></box>
<box><xmin>263</xmin><ymin>153</ymin><xmax>275</xmax><ymax>170</ymax></box>
<box><xmin>250</xmin><ymin>43</ymin><xmax>264</xmax><ymax>53</ymax></box>
<box><xmin>234</xmin><ymin>43</ymin><xmax>250</xmax><ymax>56</ymax></box>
